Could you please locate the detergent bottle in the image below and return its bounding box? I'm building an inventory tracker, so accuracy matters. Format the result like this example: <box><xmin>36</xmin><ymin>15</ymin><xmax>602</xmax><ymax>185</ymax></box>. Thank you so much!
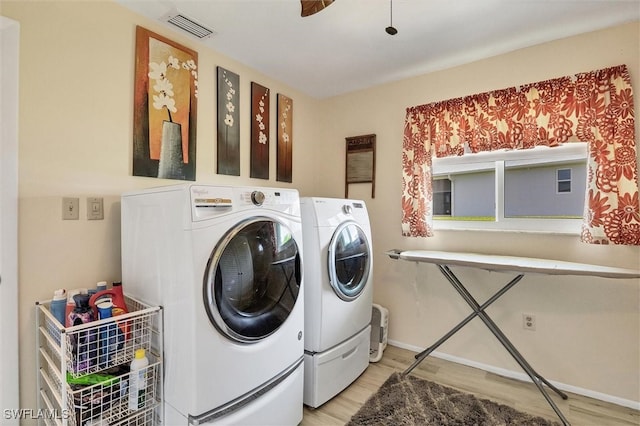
<box><xmin>89</xmin><ymin>282</ymin><xmax>128</xmax><ymax>316</ymax></box>
<box><xmin>89</xmin><ymin>282</ymin><xmax>129</xmax><ymax>340</ymax></box>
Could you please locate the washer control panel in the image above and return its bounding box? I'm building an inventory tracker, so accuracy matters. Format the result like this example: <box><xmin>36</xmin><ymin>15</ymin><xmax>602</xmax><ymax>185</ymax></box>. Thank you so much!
<box><xmin>189</xmin><ymin>185</ymin><xmax>300</xmax><ymax>221</ymax></box>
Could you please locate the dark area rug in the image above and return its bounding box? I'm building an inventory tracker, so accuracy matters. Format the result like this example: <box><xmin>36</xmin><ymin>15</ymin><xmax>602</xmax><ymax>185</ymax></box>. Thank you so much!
<box><xmin>347</xmin><ymin>372</ymin><xmax>561</xmax><ymax>425</ymax></box>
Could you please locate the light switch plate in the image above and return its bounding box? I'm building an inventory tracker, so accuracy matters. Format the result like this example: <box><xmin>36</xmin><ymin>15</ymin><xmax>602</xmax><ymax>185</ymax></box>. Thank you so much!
<box><xmin>62</xmin><ymin>197</ymin><xmax>79</xmax><ymax>220</ymax></box>
<box><xmin>87</xmin><ymin>197</ymin><xmax>104</xmax><ymax>220</ymax></box>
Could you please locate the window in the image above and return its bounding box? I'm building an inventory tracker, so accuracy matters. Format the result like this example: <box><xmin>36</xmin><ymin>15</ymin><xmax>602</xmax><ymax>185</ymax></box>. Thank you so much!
<box><xmin>434</xmin><ymin>171</ymin><xmax>494</xmax><ymax>220</ymax></box>
<box><xmin>432</xmin><ymin>143</ymin><xmax>587</xmax><ymax>233</ymax></box>
<box><xmin>556</xmin><ymin>168</ymin><xmax>572</xmax><ymax>193</ymax></box>
<box><xmin>432</xmin><ymin>179</ymin><xmax>451</xmax><ymax>215</ymax></box>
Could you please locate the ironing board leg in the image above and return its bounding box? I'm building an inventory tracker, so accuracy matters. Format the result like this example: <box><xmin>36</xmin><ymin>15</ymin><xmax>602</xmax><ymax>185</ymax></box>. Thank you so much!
<box><xmin>436</xmin><ymin>264</ymin><xmax>571</xmax><ymax>426</ymax></box>
<box><xmin>402</xmin><ymin>274</ymin><xmax>523</xmax><ymax>377</ymax></box>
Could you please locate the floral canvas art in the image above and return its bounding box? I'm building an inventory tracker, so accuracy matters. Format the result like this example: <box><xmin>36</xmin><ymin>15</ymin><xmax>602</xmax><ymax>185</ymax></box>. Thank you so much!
<box><xmin>133</xmin><ymin>26</ymin><xmax>198</xmax><ymax>180</ymax></box>
<box><xmin>217</xmin><ymin>67</ymin><xmax>240</xmax><ymax>176</ymax></box>
<box><xmin>250</xmin><ymin>82</ymin><xmax>270</xmax><ymax>179</ymax></box>
<box><xmin>277</xmin><ymin>94</ymin><xmax>293</xmax><ymax>183</ymax></box>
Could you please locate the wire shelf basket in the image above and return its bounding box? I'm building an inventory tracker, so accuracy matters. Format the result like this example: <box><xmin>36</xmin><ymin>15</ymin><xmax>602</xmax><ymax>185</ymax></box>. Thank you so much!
<box><xmin>36</xmin><ymin>295</ymin><xmax>163</xmax><ymax>426</ymax></box>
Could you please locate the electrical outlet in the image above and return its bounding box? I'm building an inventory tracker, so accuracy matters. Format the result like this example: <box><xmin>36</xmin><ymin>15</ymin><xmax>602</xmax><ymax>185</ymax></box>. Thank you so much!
<box><xmin>523</xmin><ymin>313</ymin><xmax>536</xmax><ymax>331</ymax></box>
<box><xmin>87</xmin><ymin>197</ymin><xmax>104</xmax><ymax>220</ymax></box>
<box><xmin>62</xmin><ymin>197</ymin><xmax>79</xmax><ymax>220</ymax></box>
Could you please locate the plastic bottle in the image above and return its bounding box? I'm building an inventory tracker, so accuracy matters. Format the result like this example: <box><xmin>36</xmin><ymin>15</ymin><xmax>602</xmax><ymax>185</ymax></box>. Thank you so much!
<box><xmin>84</xmin><ymin>416</ymin><xmax>108</xmax><ymax>426</ymax></box>
<box><xmin>97</xmin><ymin>301</ymin><xmax>117</xmax><ymax>368</ymax></box>
<box><xmin>96</xmin><ymin>281</ymin><xmax>108</xmax><ymax>292</ymax></box>
<box><xmin>128</xmin><ymin>348</ymin><xmax>149</xmax><ymax>411</ymax></box>
<box><xmin>69</xmin><ymin>294</ymin><xmax>97</xmax><ymax>373</ymax></box>
<box><xmin>49</xmin><ymin>289</ymin><xmax>67</xmax><ymax>326</ymax></box>
<box><xmin>89</xmin><ymin>282</ymin><xmax>129</xmax><ymax>339</ymax></box>
<box><xmin>65</xmin><ymin>289</ymin><xmax>83</xmax><ymax>327</ymax></box>
<box><xmin>89</xmin><ymin>282</ymin><xmax>128</xmax><ymax>317</ymax></box>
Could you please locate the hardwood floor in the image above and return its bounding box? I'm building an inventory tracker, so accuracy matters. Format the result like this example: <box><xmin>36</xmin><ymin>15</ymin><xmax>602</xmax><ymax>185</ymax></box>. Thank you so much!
<box><xmin>301</xmin><ymin>345</ymin><xmax>640</xmax><ymax>425</ymax></box>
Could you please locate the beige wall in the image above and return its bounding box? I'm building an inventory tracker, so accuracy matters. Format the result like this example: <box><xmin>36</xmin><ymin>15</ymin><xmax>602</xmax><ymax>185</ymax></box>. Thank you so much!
<box><xmin>2</xmin><ymin>0</ymin><xmax>639</xmax><ymax>415</ymax></box>
<box><xmin>321</xmin><ymin>22</ymin><xmax>640</xmax><ymax>404</ymax></box>
<box><xmin>1</xmin><ymin>0</ymin><xmax>324</xmax><ymax>415</ymax></box>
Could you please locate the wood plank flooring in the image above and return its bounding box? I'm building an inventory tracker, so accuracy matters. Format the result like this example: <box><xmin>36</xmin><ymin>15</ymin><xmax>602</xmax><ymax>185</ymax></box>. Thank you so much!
<box><xmin>301</xmin><ymin>345</ymin><xmax>640</xmax><ymax>426</ymax></box>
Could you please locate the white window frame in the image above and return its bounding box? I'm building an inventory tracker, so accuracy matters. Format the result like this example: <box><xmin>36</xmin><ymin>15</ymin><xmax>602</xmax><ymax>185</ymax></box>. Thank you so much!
<box><xmin>432</xmin><ymin>143</ymin><xmax>588</xmax><ymax>234</ymax></box>
<box><xmin>556</xmin><ymin>167</ymin><xmax>572</xmax><ymax>194</ymax></box>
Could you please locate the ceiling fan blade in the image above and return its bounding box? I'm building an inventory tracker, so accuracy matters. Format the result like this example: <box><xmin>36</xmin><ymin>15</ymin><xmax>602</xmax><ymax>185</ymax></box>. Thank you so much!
<box><xmin>301</xmin><ymin>0</ymin><xmax>335</xmax><ymax>17</ymax></box>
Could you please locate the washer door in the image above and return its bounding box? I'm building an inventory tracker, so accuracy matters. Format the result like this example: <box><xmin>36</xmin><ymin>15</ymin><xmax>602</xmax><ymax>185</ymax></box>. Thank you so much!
<box><xmin>327</xmin><ymin>221</ymin><xmax>371</xmax><ymax>301</ymax></box>
<box><xmin>204</xmin><ymin>217</ymin><xmax>302</xmax><ymax>343</ymax></box>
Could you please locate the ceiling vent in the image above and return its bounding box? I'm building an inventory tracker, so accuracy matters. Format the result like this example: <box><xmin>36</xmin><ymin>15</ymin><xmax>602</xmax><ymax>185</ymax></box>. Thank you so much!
<box><xmin>161</xmin><ymin>10</ymin><xmax>216</xmax><ymax>40</ymax></box>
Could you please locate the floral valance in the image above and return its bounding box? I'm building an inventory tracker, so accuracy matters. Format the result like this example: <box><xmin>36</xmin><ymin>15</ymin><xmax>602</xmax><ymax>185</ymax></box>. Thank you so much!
<box><xmin>402</xmin><ymin>64</ymin><xmax>639</xmax><ymax>245</ymax></box>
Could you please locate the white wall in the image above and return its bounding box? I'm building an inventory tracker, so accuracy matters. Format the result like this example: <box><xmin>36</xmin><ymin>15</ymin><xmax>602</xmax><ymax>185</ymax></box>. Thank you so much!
<box><xmin>1</xmin><ymin>0</ymin><xmax>639</xmax><ymax>415</ymax></box>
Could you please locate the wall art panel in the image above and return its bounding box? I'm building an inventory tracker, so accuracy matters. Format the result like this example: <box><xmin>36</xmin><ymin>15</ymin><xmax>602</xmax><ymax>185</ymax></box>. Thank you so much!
<box><xmin>133</xmin><ymin>26</ymin><xmax>198</xmax><ymax>180</ymax></box>
<box><xmin>250</xmin><ymin>82</ymin><xmax>270</xmax><ymax>179</ymax></box>
<box><xmin>277</xmin><ymin>94</ymin><xmax>293</xmax><ymax>183</ymax></box>
<box><xmin>217</xmin><ymin>66</ymin><xmax>240</xmax><ymax>175</ymax></box>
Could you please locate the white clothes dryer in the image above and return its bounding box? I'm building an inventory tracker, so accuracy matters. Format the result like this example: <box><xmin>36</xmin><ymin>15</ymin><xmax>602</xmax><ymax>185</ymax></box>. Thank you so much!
<box><xmin>300</xmin><ymin>197</ymin><xmax>373</xmax><ymax>407</ymax></box>
<box><xmin>121</xmin><ymin>184</ymin><xmax>304</xmax><ymax>425</ymax></box>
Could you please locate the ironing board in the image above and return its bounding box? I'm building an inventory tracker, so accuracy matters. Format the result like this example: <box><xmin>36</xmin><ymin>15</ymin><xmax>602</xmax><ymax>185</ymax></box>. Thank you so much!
<box><xmin>386</xmin><ymin>249</ymin><xmax>640</xmax><ymax>426</ymax></box>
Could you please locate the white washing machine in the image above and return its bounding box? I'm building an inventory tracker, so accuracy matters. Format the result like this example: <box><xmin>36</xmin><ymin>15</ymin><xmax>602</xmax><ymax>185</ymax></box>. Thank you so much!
<box><xmin>121</xmin><ymin>184</ymin><xmax>304</xmax><ymax>425</ymax></box>
<box><xmin>300</xmin><ymin>197</ymin><xmax>373</xmax><ymax>407</ymax></box>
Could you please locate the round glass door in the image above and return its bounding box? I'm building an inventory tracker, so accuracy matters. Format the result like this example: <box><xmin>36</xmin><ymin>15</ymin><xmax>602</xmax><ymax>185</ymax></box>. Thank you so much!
<box><xmin>327</xmin><ymin>221</ymin><xmax>371</xmax><ymax>301</ymax></box>
<box><xmin>203</xmin><ymin>217</ymin><xmax>302</xmax><ymax>343</ymax></box>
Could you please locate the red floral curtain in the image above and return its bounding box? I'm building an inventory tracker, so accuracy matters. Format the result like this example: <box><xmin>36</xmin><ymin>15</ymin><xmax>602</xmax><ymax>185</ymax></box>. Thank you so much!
<box><xmin>401</xmin><ymin>64</ymin><xmax>639</xmax><ymax>245</ymax></box>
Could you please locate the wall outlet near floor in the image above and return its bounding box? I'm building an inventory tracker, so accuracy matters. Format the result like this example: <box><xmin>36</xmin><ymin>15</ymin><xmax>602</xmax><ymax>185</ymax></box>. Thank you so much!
<box><xmin>522</xmin><ymin>313</ymin><xmax>536</xmax><ymax>331</ymax></box>
<box><xmin>62</xmin><ymin>197</ymin><xmax>79</xmax><ymax>220</ymax></box>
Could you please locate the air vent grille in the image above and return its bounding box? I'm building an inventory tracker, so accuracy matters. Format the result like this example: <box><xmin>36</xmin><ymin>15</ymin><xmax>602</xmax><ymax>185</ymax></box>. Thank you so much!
<box><xmin>164</xmin><ymin>12</ymin><xmax>215</xmax><ymax>40</ymax></box>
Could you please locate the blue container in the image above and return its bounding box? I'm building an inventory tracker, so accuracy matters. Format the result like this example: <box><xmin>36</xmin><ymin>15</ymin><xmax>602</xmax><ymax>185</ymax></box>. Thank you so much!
<box><xmin>97</xmin><ymin>301</ymin><xmax>118</xmax><ymax>368</ymax></box>
<box><xmin>49</xmin><ymin>289</ymin><xmax>67</xmax><ymax>326</ymax></box>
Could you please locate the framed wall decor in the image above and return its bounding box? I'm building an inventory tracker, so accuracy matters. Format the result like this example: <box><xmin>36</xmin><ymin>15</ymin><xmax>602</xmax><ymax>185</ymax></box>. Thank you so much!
<box><xmin>276</xmin><ymin>94</ymin><xmax>293</xmax><ymax>183</ymax></box>
<box><xmin>217</xmin><ymin>66</ymin><xmax>240</xmax><ymax>176</ymax></box>
<box><xmin>132</xmin><ymin>26</ymin><xmax>198</xmax><ymax>181</ymax></box>
<box><xmin>345</xmin><ymin>134</ymin><xmax>376</xmax><ymax>198</ymax></box>
<box><xmin>250</xmin><ymin>82</ymin><xmax>270</xmax><ymax>179</ymax></box>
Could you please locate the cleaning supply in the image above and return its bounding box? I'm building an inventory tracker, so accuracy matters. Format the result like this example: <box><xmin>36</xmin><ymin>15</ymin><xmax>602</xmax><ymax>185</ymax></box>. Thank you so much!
<box><xmin>66</xmin><ymin>371</ymin><xmax>118</xmax><ymax>386</ymax></box>
<box><xmin>96</xmin><ymin>281</ymin><xmax>108</xmax><ymax>292</ymax></box>
<box><xmin>90</xmin><ymin>282</ymin><xmax>128</xmax><ymax>317</ymax></box>
<box><xmin>90</xmin><ymin>282</ymin><xmax>129</xmax><ymax>339</ymax></box>
<box><xmin>49</xmin><ymin>289</ymin><xmax>67</xmax><ymax>326</ymax></box>
<box><xmin>97</xmin><ymin>301</ymin><xmax>118</xmax><ymax>368</ymax></box>
<box><xmin>128</xmin><ymin>348</ymin><xmax>149</xmax><ymax>411</ymax></box>
<box><xmin>65</xmin><ymin>288</ymin><xmax>84</xmax><ymax>327</ymax></box>
<box><xmin>84</xmin><ymin>416</ymin><xmax>108</xmax><ymax>426</ymax></box>
<box><xmin>68</xmin><ymin>294</ymin><xmax>97</xmax><ymax>373</ymax></box>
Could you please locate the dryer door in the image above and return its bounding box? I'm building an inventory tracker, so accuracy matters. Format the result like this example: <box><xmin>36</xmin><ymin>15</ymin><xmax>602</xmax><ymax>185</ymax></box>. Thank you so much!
<box><xmin>204</xmin><ymin>217</ymin><xmax>302</xmax><ymax>343</ymax></box>
<box><xmin>327</xmin><ymin>221</ymin><xmax>371</xmax><ymax>301</ymax></box>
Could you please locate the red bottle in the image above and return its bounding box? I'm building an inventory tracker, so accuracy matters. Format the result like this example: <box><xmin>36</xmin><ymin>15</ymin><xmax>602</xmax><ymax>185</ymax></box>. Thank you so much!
<box><xmin>89</xmin><ymin>282</ymin><xmax>130</xmax><ymax>338</ymax></box>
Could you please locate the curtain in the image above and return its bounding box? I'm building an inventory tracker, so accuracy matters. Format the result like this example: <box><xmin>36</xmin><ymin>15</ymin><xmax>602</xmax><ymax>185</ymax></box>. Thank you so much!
<box><xmin>401</xmin><ymin>64</ymin><xmax>639</xmax><ymax>245</ymax></box>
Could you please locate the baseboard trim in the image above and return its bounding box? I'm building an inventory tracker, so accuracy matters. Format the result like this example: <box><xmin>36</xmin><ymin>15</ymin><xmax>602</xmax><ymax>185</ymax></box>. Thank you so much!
<box><xmin>388</xmin><ymin>339</ymin><xmax>640</xmax><ymax>411</ymax></box>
